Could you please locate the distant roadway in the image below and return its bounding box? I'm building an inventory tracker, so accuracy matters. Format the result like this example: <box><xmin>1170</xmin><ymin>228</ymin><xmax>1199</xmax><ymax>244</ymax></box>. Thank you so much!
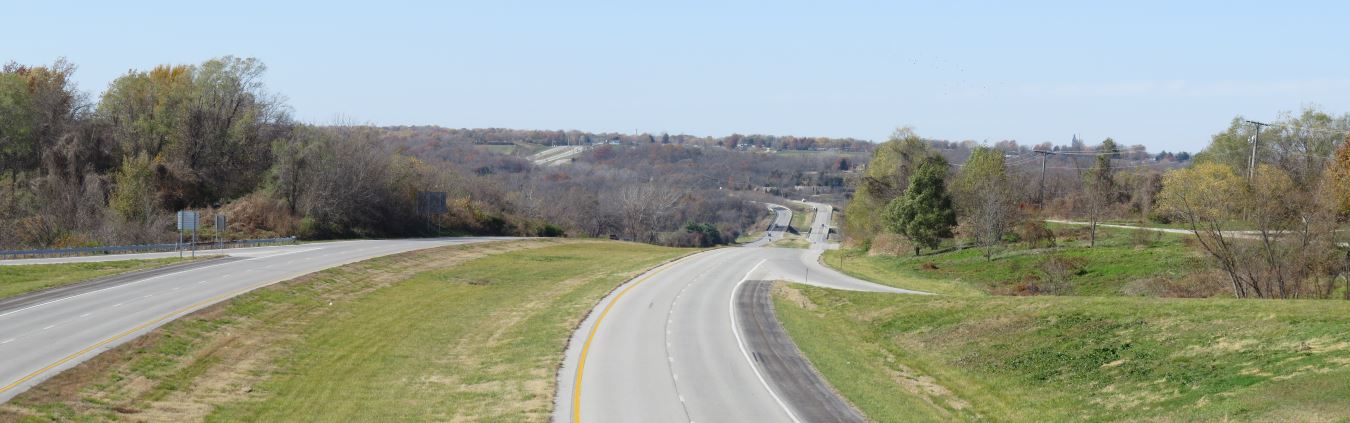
<box><xmin>555</xmin><ymin>202</ymin><xmax>921</xmax><ymax>422</ymax></box>
<box><xmin>0</xmin><ymin>237</ymin><xmax>508</xmax><ymax>403</ymax></box>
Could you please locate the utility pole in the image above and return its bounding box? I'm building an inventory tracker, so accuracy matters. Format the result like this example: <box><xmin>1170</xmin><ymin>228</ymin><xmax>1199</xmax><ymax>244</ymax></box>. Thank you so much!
<box><xmin>1035</xmin><ymin>150</ymin><xmax>1052</xmax><ymax>207</ymax></box>
<box><xmin>1245</xmin><ymin>120</ymin><xmax>1269</xmax><ymax>181</ymax></box>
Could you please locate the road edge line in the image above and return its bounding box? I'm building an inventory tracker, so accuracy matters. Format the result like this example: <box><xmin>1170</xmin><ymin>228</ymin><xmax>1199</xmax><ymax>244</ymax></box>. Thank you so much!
<box><xmin>728</xmin><ymin>259</ymin><xmax>804</xmax><ymax>423</ymax></box>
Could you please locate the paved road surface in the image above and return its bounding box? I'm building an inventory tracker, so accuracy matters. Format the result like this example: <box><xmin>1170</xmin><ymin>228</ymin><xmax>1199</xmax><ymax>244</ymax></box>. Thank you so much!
<box><xmin>742</xmin><ymin>203</ymin><xmax>793</xmax><ymax>248</ymax></box>
<box><xmin>530</xmin><ymin>145</ymin><xmax>587</xmax><ymax>166</ymax></box>
<box><xmin>0</xmin><ymin>237</ymin><xmax>508</xmax><ymax>403</ymax></box>
<box><xmin>555</xmin><ymin>202</ymin><xmax>920</xmax><ymax>422</ymax></box>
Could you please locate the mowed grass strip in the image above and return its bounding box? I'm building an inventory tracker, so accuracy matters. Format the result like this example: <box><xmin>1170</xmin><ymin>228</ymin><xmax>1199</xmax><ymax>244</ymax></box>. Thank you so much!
<box><xmin>0</xmin><ymin>257</ymin><xmax>198</xmax><ymax>300</ymax></box>
<box><xmin>774</xmin><ymin>284</ymin><xmax>1350</xmax><ymax>422</ymax></box>
<box><xmin>211</xmin><ymin>241</ymin><xmax>687</xmax><ymax>421</ymax></box>
<box><xmin>1</xmin><ymin>240</ymin><xmax>689</xmax><ymax>422</ymax></box>
<box><xmin>823</xmin><ymin>225</ymin><xmax>1204</xmax><ymax>296</ymax></box>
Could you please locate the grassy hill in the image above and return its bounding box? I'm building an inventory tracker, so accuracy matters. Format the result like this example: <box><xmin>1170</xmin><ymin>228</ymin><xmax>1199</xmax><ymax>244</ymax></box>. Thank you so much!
<box><xmin>823</xmin><ymin>224</ymin><xmax>1210</xmax><ymax>297</ymax></box>
<box><xmin>775</xmin><ymin>284</ymin><xmax>1350</xmax><ymax>422</ymax></box>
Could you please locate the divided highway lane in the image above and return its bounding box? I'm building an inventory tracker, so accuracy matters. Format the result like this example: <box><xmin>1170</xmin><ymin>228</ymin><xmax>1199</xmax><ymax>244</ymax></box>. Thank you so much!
<box><xmin>556</xmin><ymin>204</ymin><xmax>922</xmax><ymax>423</ymax></box>
<box><xmin>742</xmin><ymin>203</ymin><xmax>792</xmax><ymax>248</ymax></box>
<box><xmin>0</xmin><ymin>237</ymin><xmax>509</xmax><ymax>403</ymax></box>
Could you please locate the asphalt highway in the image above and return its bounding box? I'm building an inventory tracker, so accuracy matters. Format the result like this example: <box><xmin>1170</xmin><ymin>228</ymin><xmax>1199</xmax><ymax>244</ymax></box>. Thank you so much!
<box><xmin>555</xmin><ymin>202</ymin><xmax>921</xmax><ymax>423</ymax></box>
<box><xmin>0</xmin><ymin>237</ymin><xmax>508</xmax><ymax>403</ymax></box>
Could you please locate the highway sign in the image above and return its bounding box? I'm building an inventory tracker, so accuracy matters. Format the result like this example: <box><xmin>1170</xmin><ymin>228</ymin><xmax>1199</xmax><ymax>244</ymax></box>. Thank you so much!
<box><xmin>177</xmin><ymin>211</ymin><xmax>199</xmax><ymax>231</ymax></box>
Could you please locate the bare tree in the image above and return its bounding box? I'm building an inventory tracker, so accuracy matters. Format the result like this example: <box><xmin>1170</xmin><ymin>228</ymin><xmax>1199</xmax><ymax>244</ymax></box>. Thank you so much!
<box><xmin>616</xmin><ymin>184</ymin><xmax>681</xmax><ymax>242</ymax></box>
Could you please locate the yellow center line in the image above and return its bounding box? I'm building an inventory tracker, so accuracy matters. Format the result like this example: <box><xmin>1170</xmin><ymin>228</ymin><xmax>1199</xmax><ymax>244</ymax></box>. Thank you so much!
<box><xmin>571</xmin><ymin>251</ymin><xmax>705</xmax><ymax>423</ymax></box>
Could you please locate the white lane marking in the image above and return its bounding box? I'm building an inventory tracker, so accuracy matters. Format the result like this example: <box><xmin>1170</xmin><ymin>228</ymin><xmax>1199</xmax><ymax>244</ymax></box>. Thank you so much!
<box><xmin>79</xmin><ymin>313</ymin><xmax>90</xmax><ymax>318</ymax></box>
<box><xmin>198</xmin><ymin>281</ymin><xmax>207</xmax><ymax>284</ymax></box>
<box><xmin>42</xmin><ymin>325</ymin><xmax>54</xmax><ymax>330</ymax></box>
<box><xmin>112</xmin><ymin>303</ymin><xmax>122</xmax><ymax>307</ymax></box>
<box><xmin>0</xmin><ymin>338</ymin><xmax>13</xmax><ymax>344</ymax></box>
<box><xmin>143</xmin><ymin>294</ymin><xmax>152</xmax><ymax>299</ymax></box>
<box><xmin>0</xmin><ymin>258</ymin><xmax>247</xmax><ymax>318</ymax></box>
<box><xmin>728</xmin><ymin>259</ymin><xmax>803</xmax><ymax>423</ymax></box>
<box><xmin>172</xmin><ymin>287</ymin><xmax>181</xmax><ymax>291</ymax></box>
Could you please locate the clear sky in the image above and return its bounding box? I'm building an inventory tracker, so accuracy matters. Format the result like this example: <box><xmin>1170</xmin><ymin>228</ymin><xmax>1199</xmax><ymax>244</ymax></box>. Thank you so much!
<box><xmin>9</xmin><ymin>0</ymin><xmax>1349</xmax><ymax>152</ymax></box>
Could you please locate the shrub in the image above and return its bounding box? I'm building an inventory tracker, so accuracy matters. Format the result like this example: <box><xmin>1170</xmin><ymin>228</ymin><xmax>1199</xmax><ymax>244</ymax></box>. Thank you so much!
<box><xmin>1036</xmin><ymin>255</ymin><xmax>1084</xmax><ymax>295</ymax></box>
<box><xmin>1017</xmin><ymin>220</ymin><xmax>1056</xmax><ymax>248</ymax></box>
<box><xmin>537</xmin><ymin>224</ymin><xmax>565</xmax><ymax>237</ymax></box>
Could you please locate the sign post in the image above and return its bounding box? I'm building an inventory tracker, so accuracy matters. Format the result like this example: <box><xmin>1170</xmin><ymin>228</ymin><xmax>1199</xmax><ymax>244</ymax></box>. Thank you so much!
<box><xmin>177</xmin><ymin>211</ymin><xmax>199</xmax><ymax>258</ymax></box>
<box><xmin>215</xmin><ymin>214</ymin><xmax>227</xmax><ymax>249</ymax></box>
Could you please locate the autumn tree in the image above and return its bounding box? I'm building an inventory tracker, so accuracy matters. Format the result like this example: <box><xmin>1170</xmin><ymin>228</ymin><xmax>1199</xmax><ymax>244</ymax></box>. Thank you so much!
<box><xmin>885</xmin><ymin>155</ymin><xmax>956</xmax><ymax>256</ymax></box>
<box><xmin>954</xmin><ymin>147</ymin><xmax>1015</xmax><ymax>260</ymax></box>
<box><xmin>1158</xmin><ymin>162</ymin><xmax>1341</xmax><ymax>298</ymax></box>
<box><xmin>99</xmin><ymin>56</ymin><xmax>290</xmax><ymax>209</ymax></box>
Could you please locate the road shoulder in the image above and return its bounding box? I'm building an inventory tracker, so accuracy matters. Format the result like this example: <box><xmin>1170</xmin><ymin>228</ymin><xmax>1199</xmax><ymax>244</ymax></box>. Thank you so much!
<box><xmin>736</xmin><ymin>280</ymin><xmax>865</xmax><ymax>423</ymax></box>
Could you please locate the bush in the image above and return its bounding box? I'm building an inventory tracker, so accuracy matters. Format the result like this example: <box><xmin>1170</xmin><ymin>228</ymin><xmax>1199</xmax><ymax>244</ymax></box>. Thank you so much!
<box><xmin>1035</xmin><ymin>255</ymin><xmax>1084</xmax><ymax>295</ymax></box>
<box><xmin>1017</xmin><ymin>220</ymin><xmax>1056</xmax><ymax>249</ymax></box>
<box><xmin>296</xmin><ymin>216</ymin><xmax>320</xmax><ymax>240</ymax></box>
<box><xmin>1121</xmin><ymin>272</ymin><xmax>1227</xmax><ymax>298</ymax></box>
<box><xmin>537</xmin><ymin>224</ymin><xmax>565</xmax><ymax>237</ymax></box>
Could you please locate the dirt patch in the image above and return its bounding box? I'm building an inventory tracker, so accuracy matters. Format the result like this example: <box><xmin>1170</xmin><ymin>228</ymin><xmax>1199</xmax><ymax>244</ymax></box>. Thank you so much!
<box><xmin>1</xmin><ymin>239</ymin><xmax>560</xmax><ymax>422</ymax></box>
<box><xmin>772</xmin><ymin>282</ymin><xmax>817</xmax><ymax>310</ymax></box>
<box><xmin>1174</xmin><ymin>338</ymin><xmax>1259</xmax><ymax>357</ymax></box>
<box><xmin>879</xmin><ymin>349</ymin><xmax>974</xmax><ymax>417</ymax></box>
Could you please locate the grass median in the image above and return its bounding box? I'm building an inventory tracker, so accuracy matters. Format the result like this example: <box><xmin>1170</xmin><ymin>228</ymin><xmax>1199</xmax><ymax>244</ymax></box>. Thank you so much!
<box><xmin>774</xmin><ymin>284</ymin><xmax>1350</xmax><ymax>422</ymax></box>
<box><xmin>0</xmin><ymin>257</ymin><xmax>200</xmax><ymax>301</ymax></box>
<box><xmin>1</xmin><ymin>239</ymin><xmax>690</xmax><ymax>422</ymax></box>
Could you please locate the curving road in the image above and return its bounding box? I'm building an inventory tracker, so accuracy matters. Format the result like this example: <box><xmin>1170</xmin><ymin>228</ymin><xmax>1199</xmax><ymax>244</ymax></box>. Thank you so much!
<box><xmin>0</xmin><ymin>237</ymin><xmax>509</xmax><ymax>403</ymax></box>
<box><xmin>555</xmin><ymin>202</ymin><xmax>921</xmax><ymax>422</ymax></box>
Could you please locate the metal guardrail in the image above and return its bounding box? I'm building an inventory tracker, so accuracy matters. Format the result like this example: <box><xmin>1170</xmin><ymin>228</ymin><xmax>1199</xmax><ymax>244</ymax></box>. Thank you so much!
<box><xmin>0</xmin><ymin>237</ymin><xmax>298</xmax><ymax>259</ymax></box>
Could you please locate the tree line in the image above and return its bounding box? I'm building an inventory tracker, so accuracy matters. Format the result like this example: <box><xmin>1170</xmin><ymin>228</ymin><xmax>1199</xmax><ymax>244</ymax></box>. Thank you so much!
<box><xmin>845</xmin><ymin>108</ymin><xmax>1350</xmax><ymax>299</ymax></box>
<box><xmin>2</xmin><ymin>57</ymin><xmax>869</xmax><ymax>250</ymax></box>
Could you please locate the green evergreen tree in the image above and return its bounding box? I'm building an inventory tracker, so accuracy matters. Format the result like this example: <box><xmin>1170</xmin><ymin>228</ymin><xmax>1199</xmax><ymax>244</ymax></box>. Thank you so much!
<box><xmin>884</xmin><ymin>156</ymin><xmax>956</xmax><ymax>255</ymax></box>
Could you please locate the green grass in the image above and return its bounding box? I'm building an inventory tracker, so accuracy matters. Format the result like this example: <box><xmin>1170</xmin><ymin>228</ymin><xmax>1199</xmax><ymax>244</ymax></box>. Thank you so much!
<box><xmin>789</xmin><ymin>203</ymin><xmax>815</xmax><ymax>231</ymax></box>
<box><xmin>3</xmin><ymin>240</ymin><xmax>690</xmax><ymax>422</ymax></box>
<box><xmin>768</xmin><ymin>236</ymin><xmax>810</xmax><ymax>249</ymax></box>
<box><xmin>0</xmin><ymin>257</ymin><xmax>198</xmax><ymax>300</ymax></box>
<box><xmin>774</xmin><ymin>284</ymin><xmax>1350</xmax><ymax>422</ymax></box>
<box><xmin>820</xmin><ymin>249</ymin><xmax>985</xmax><ymax>296</ymax></box>
<box><xmin>824</xmin><ymin>225</ymin><xmax>1205</xmax><ymax>296</ymax></box>
<box><xmin>204</xmin><ymin>241</ymin><xmax>687</xmax><ymax>421</ymax></box>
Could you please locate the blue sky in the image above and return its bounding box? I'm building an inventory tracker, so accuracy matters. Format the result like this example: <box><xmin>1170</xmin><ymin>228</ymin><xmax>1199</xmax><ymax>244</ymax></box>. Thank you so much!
<box><xmin>9</xmin><ymin>0</ymin><xmax>1349</xmax><ymax>152</ymax></box>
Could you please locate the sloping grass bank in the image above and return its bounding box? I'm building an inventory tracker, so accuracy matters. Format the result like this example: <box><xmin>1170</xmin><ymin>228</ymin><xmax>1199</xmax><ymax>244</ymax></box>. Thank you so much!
<box><xmin>824</xmin><ymin>225</ymin><xmax>1207</xmax><ymax>296</ymax></box>
<box><xmin>1</xmin><ymin>240</ymin><xmax>689</xmax><ymax>422</ymax></box>
<box><xmin>774</xmin><ymin>284</ymin><xmax>1350</xmax><ymax>422</ymax></box>
<box><xmin>0</xmin><ymin>257</ymin><xmax>199</xmax><ymax>300</ymax></box>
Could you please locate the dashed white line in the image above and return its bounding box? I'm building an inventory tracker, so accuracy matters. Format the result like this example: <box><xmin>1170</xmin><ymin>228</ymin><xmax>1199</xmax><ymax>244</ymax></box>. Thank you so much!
<box><xmin>1</xmin><ymin>338</ymin><xmax>14</xmax><ymax>344</ymax></box>
<box><xmin>79</xmin><ymin>313</ymin><xmax>91</xmax><ymax>318</ymax></box>
<box><xmin>42</xmin><ymin>325</ymin><xmax>54</xmax><ymax>330</ymax></box>
<box><xmin>112</xmin><ymin>303</ymin><xmax>123</xmax><ymax>307</ymax></box>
